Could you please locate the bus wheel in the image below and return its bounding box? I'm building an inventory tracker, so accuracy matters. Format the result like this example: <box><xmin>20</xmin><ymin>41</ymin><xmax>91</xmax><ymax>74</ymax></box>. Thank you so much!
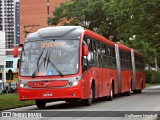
<box><xmin>83</xmin><ymin>85</ymin><xmax>94</xmax><ymax>106</ymax></box>
<box><xmin>137</xmin><ymin>89</ymin><xmax>142</xmax><ymax>93</ymax></box>
<box><xmin>133</xmin><ymin>90</ymin><xmax>137</xmax><ymax>94</ymax></box>
<box><xmin>138</xmin><ymin>81</ymin><xmax>143</xmax><ymax>93</ymax></box>
<box><xmin>35</xmin><ymin>100</ymin><xmax>46</xmax><ymax>109</ymax></box>
<box><xmin>126</xmin><ymin>82</ymin><xmax>132</xmax><ymax>96</ymax></box>
<box><xmin>108</xmin><ymin>85</ymin><xmax>113</xmax><ymax>101</ymax></box>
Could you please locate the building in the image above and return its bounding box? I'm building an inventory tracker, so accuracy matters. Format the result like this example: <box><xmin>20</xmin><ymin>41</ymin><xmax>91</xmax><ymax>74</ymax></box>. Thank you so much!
<box><xmin>5</xmin><ymin>49</ymin><xmax>20</xmax><ymax>82</ymax></box>
<box><xmin>0</xmin><ymin>0</ymin><xmax>20</xmax><ymax>49</ymax></box>
<box><xmin>15</xmin><ymin>0</ymin><xmax>20</xmax><ymax>45</ymax></box>
<box><xmin>0</xmin><ymin>49</ymin><xmax>20</xmax><ymax>83</ymax></box>
<box><xmin>0</xmin><ymin>31</ymin><xmax>6</xmax><ymax>83</ymax></box>
<box><xmin>20</xmin><ymin>0</ymin><xmax>68</xmax><ymax>44</ymax></box>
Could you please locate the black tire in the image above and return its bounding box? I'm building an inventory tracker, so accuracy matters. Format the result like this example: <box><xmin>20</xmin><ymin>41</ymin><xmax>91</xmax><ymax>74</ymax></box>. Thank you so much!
<box><xmin>83</xmin><ymin>84</ymin><xmax>94</xmax><ymax>106</ymax></box>
<box><xmin>83</xmin><ymin>98</ymin><xmax>92</xmax><ymax>106</ymax></box>
<box><xmin>35</xmin><ymin>100</ymin><xmax>46</xmax><ymax>108</ymax></box>
<box><xmin>137</xmin><ymin>89</ymin><xmax>142</xmax><ymax>93</ymax></box>
<box><xmin>126</xmin><ymin>82</ymin><xmax>132</xmax><ymax>96</ymax></box>
<box><xmin>108</xmin><ymin>85</ymin><xmax>113</xmax><ymax>101</ymax></box>
<box><xmin>133</xmin><ymin>90</ymin><xmax>137</xmax><ymax>94</ymax></box>
<box><xmin>134</xmin><ymin>81</ymin><xmax>143</xmax><ymax>94</ymax></box>
<box><xmin>138</xmin><ymin>81</ymin><xmax>143</xmax><ymax>94</ymax></box>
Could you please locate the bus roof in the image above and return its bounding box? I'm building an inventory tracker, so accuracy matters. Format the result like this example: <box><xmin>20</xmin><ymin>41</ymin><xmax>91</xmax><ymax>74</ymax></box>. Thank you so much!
<box><xmin>25</xmin><ymin>26</ymin><xmax>143</xmax><ymax>57</ymax></box>
<box><xmin>131</xmin><ymin>48</ymin><xmax>143</xmax><ymax>57</ymax></box>
<box><xmin>26</xmin><ymin>26</ymin><xmax>115</xmax><ymax>46</ymax></box>
<box><xmin>116</xmin><ymin>42</ymin><xmax>131</xmax><ymax>51</ymax></box>
<box><xmin>84</xmin><ymin>29</ymin><xmax>115</xmax><ymax>46</ymax></box>
<box><xmin>26</xmin><ymin>26</ymin><xmax>84</xmax><ymax>41</ymax></box>
<box><xmin>116</xmin><ymin>42</ymin><xmax>143</xmax><ymax>56</ymax></box>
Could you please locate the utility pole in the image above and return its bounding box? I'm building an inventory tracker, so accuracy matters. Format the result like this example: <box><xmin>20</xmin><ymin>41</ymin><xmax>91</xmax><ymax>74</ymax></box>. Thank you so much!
<box><xmin>24</xmin><ymin>24</ymin><xmax>40</xmax><ymax>37</ymax></box>
<box><xmin>47</xmin><ymin>0</ymin><xmax>50</xmax><ymax>26</ymax></box>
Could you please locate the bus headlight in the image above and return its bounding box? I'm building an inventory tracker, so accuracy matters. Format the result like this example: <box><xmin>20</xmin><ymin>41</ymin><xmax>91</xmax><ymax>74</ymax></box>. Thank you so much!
<box><xmin>20</xmin><ymin>83</ymin><xmax>24</xmax><ymax>88</ymax></box>
<box><xmin>20</xmin><ymin>83</ymin><xmax>28</xmax><ymax>88</ymax></box>
<box><xmin>68</xmin><ymin>81</ymin><xmax>78</xmax><ymax>86</ymax></box>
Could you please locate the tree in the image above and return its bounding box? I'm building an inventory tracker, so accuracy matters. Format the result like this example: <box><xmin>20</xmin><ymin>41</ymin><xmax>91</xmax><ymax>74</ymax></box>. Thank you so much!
<box><xmin>49</xmin><ymin>0</ymin><xmax>160</xmax><ymax>67</ymax></box>
<box><xmin>48</xmin><ymin>0</ymin><xmax>116</xmax><ymax>38</ymax></box>
<box><xmin>103</xmin><ymin>0</ymin><xmax>160</xmax><ymax>67</ymax></box>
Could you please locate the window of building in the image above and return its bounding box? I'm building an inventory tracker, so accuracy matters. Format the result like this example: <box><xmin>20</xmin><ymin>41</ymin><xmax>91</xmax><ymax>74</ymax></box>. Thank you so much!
<box><xmin>6</xmin><ymin>61</ymin><xmax>13</xmax><ymax>68</ymax></box>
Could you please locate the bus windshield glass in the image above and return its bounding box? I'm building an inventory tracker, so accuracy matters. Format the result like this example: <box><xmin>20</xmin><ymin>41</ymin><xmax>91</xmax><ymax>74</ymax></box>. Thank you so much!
<box><xmin>20</xmin><ymin>39</ymin><xmax>80</xmax><ymax>77</ymax></box>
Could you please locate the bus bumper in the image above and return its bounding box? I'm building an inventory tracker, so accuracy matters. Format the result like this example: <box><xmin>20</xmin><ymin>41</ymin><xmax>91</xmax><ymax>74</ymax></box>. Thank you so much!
<box><xmin>18</xmin><ymin>86</ymin><xmax>82</xmax><ymax>101</ymax></box>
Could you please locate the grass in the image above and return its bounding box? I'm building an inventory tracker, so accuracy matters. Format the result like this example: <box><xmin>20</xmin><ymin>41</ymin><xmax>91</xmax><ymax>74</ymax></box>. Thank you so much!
<box><xmin>0</xmin><ymin>94</ymin><xmax>35</xmax><ymax>110</ymax></box>
<box><xmin>146</xmin><ymin>83</ymin><xmax>160</xmax><ymax>87</ymax></box>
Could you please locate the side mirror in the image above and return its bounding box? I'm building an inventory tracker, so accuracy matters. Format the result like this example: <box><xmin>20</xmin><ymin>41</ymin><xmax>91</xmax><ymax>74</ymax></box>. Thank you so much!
<box><xmin>13</xmin><ymin>46</ymin><xmax>18</xmax><ymax>57</ymax></box>
<box><xmin>83</xmin><ymin>44</ymin><xmax>88</xmax><ymax>56</ymax></box>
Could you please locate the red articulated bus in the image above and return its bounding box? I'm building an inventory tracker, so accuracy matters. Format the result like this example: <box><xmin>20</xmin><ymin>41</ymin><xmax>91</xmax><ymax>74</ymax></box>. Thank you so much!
<box><xmin>14</xmin><ymin>26</ymin><xmax>146</xmax><ymax>108</ymax></box>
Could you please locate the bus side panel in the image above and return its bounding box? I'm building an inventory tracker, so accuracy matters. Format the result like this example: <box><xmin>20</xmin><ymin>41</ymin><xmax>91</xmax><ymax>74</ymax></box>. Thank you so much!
<box><xmin>136</xmin><ymin>72</ymin><xmax>141</xmax><ymax>89</ymax></box>
<box><xmin>99</xmin><ymin>67</ymin><xmax>104</xmax><ymax>97</ymax></box>
<box><xmin>82</xmin><ymin>67</ymin><xmax>99</xmax><ymax>99</ymax></box>
<box><xmin>121</xmin><ymin>70</ymin><xmax>133</xmax><ymax>93</ymax></box>
<box><xmin>135</xmin><ymin>72</ymin><xmax>146</xmax><ymax>90</ymax></box>
<box><xmin>142</xmin><ymin>72</ymin><xmax>146</xmax><ymax>89</ymax></box>
<box><xmin>102</xmin><ymin>68</ymin><xmax>118</xmax><ymax>96</ymax></box>
<box><xmin>110</xmin><ymin>69</ymin><xmax>118</xmax><ymax>95</ymax></box>
<box><xmin>102</xmin><ymin>68</ymin><xmax>110</xmax><ymax>97</ymax></box>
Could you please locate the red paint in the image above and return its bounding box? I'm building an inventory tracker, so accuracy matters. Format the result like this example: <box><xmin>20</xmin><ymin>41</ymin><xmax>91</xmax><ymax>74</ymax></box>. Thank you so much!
<box><xmin>17</xmin><ymin>27</ymin><xmax>146</xmax><ymax>104</ymax></box>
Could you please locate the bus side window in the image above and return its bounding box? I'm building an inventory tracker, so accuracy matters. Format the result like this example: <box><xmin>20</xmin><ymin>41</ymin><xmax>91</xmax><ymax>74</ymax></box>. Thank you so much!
<box><xmin>82</xmin><ymin>40</ymin><xmax>88</xmax><ymax>72</ymax></box>
<box><xmin>101</xmin><ymin>43</ymin><xmax>107</xmax><ymax>67</ymax></box>
<box><xmin>83</xmin><ymin>36</ymin><xmax>94</xmax><ymax>66</ymax></box>
<box><xmin>96</xmin><ymin>41</ymin><xmax>101</xmax><ymax>66</ymax></box>
<box><xmin>92</xmin><ymin>39</ymin><xmax>97</xmax><ymax>66</ymax></box>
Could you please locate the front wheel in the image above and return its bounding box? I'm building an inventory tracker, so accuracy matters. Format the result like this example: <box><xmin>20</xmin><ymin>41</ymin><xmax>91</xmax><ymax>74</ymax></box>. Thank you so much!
<box><xmin>35</xmin><ymin>100</ymin><xmax>46</xmax><ymax>109</ymax></box>
<box><xmin>83</xmin><ymin>84</ymin><xmax>94</xmax><ymax>106</ymax></box>
<box><xmin>83</xmin><ymin>98</ymin><xmax>92</xmax><ymax>106</ymax></box>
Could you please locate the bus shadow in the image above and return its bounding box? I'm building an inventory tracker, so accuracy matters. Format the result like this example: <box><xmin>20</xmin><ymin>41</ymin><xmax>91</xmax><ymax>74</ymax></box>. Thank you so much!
<box><xmin>31</xmin><ymin>95</ymin><xmax>134</xmax><ymax>110</ymax></box>
<box><xmin>31</xmin><ymin>88</ymin><xmax>160</xmax><ymax>110</ymax></box>
<box><xmin>32</xmin><ymin>101</ymin><xmax>85</xmax><ymax>110</ymax></box>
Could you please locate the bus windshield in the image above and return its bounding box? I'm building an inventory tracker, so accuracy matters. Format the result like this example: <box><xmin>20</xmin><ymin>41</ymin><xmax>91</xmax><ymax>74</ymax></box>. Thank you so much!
<box><xmin>20</xmin><ymin>39</ymin><xmax>80</xmax><ymax>77</ymax></box>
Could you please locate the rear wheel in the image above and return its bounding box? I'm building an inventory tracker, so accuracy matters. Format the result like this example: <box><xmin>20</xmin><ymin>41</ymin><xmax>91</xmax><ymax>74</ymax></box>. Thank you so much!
<box><xmin>108</xmin><ymin>85</ymin><xmax>113</xmax><ymax>101</ymax></box>
<box><xmin>138</xmin><ymin>81</ymin><xmax>143</xmax><ymax>93</ymax></box>
<box><xmin>137</xmin><ymin>89</ymin><xmax>142</xmax><ymax>93</ymax></box>
<box><xmin>35</xmin><ymin>100</ymin><xmax>46</xmax><ymax>108</ymax></box>
<box><xmin>134</xmin><ymin>81</ymin><xmax>143</xmax><ymax>94</ymax></box>
<box><xmin>126</xmin><ymin>82</ymin><xmax>132</xmax><ymax>96</ymax></box>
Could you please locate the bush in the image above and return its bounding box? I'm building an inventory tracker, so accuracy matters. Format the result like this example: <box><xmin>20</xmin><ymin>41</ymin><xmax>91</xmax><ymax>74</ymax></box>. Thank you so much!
<box><xmin>146</xmin><ymin>71</ymin><xmax>160</xmax><ymax>83</ymax></box>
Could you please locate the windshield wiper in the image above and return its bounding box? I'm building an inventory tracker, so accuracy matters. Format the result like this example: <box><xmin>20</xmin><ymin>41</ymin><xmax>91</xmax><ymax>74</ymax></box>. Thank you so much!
<box><xmin>47</xmin><ymin>51</ymin><xmax>64</xmax><ymax>77</ymax></box>
<box><xmin>32</xmin><ymin>40</ymin><xmax>54</xmax><ymax>78</ymax></box>
<box><xmin>32</xmin><ymin>51</ymin><xmax>48</xmax><ymax>78</ymax></box>
<box><xmin>32</xmin><ymin>57</ymin><xmax>45</xmax><ymax>78</ymax></box>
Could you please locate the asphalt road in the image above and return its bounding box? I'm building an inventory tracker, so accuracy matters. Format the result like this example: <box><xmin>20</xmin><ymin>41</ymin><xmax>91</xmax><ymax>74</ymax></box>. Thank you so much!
<box><xmin>2</xmin><ymin>85</ymin><xmax>160</xmax><ymax>120</ymax></box>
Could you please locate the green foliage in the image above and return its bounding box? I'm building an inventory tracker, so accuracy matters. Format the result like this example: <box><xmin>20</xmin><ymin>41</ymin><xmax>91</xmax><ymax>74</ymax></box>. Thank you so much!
<box><xmin>0</xmin><ymin>94</ymin><xmax>34</xmax><ymax>110</ymax></box>
<box><xmin>49</xmin><ymin>0</ymin><xmax>160</xmax><ymax>67</ymax></box>
<box><xmin>125</xmin><ymin>40</ymin><xmax>156</xmax><ymax>65</ymax></box>
<box><xmin>146</xmin><ymin>71</ymin><xmax>160</xmax><ymax>83</ymax></box>
<box><xmin>49</xmin><ymin>0</ymin><xmax>116</xmax><ymax>38</ymax></box>
<box><xmin>103</xmin><ymin>0</ymin><xmax>160</xmax><ymax>66</ymax></box>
